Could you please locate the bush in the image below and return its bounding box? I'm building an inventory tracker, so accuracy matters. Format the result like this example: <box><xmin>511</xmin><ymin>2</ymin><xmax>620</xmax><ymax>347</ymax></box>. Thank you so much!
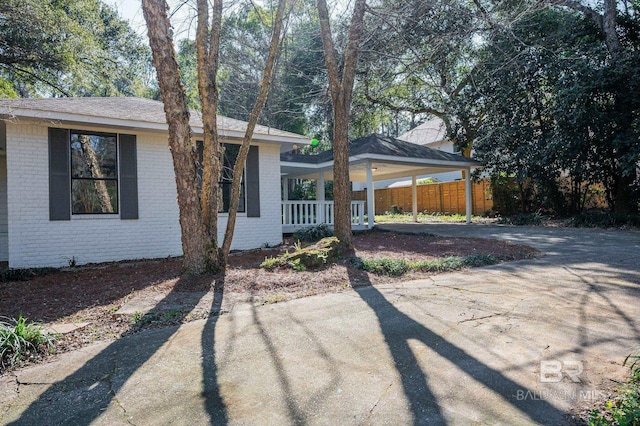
<box><xmin>497</xmin><ymin>211</ymin><xmax>543</xmax><ymax>226</ymax></box>
<box><xmin>292</xmin><ymin>224</ymin><xmax>333</xmax><ymax>242</ymax></box>
<box><xmin>571</xmin><ymin>210</ymin><xmax>640</xmax><ymax>228</ymax></box>
<box><xmin>352</xmin><ymin>254</ymin><xmax>500</xmax><ymax>276</ymax></box>
<box><xmin>352</xmin><ymin>257</ymin><xmax>410</xmax><ymax>276</ymax></box>
<box><xmin>0</xmin><ymin>314</ymin><xmax>55</xmax><ymax>371</ymax></box>
<box><xmin>0</xmin><ymin>267</ymin><xmax>58</xmax><ymax>282</ymax></box>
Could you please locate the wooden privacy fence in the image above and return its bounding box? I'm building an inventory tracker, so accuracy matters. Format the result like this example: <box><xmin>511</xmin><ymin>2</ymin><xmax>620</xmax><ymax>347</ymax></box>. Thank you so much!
<box><xmin>352</xmin><ymin>180</ymin><xmax>493</xmax><ymax>216</ymax></box>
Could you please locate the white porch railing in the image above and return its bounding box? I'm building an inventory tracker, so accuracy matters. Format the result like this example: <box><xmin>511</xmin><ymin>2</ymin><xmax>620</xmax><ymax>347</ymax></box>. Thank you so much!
<box><xmin>282</xmin><ymin>200</ymin><xmax>367</xmax><ymax>233</ymax></box>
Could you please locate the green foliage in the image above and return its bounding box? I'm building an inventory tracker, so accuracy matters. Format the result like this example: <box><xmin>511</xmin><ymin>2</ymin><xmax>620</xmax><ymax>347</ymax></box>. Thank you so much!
<box><xmin>570</xmin><ymin>211</ymin><xmax>640</xmax><ymax>228</ymax></box>
<box><xmin>293</xmin><ymin>224</ymin><xmax>333</xmax><ymax>243</ymax></box>
<box><xmin>351</xmin><ymin>257</ymin><xmax>409</xmax><ymax>276</ymax></box>
<box><xmin>497</xmin><ymin>212</ymin><xmax>544</xmax><ymax>226</ymax></box>
<box><xmin>472</xmin><ymin>9</ymin><xmax>640</xmax><ymax>215</ymax></box>
<box><xmin>0</xmin><ymin>267</ymin><xmax>58</xmax><ymax>282</ymax></box>
<box><xmin>0</xmin><ymin>0</ymin><xmax>152</xmax><ymax>97</ymax></box>
<box><xmin>352</xmin><ymin>254</ymin><xmax>499</xmax><ymax>276</ymax></box>
<box><xmin>589</xmin><ymin>350</ymin><xmax>640</xmax><ymax>426</ymax></box>
<box><xmin>0</xmin><ymin>315</ymin><xmax>55</xmax><ymax>370</ymax></box>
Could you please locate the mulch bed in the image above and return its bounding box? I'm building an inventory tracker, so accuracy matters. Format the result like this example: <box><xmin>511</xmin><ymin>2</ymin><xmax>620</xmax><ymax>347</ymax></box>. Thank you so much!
<box><xmin>0</xmin><ymin>230</ymin><xmax>538</xmax><ymax>366</ymax></box>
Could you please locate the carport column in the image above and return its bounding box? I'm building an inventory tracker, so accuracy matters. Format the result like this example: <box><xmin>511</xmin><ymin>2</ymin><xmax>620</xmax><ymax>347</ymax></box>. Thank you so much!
<box><xmin>412</xmin><ymin>175</ymin><xmax>418</xmax><ymax>223</ymax></box>
<box><xmin>465</xmin><ymin>168</ymin><xmax>472</xmax><ymax>224</ymax></box>
<box><xmin>366</xmin><ymin>161</ymin><xmax>375</xmax><ymax>229</ymax></box>
<box><xmin>317</xmin><ymin>172</ymin><xmax>325</xmax><ymax>225</ymax></box>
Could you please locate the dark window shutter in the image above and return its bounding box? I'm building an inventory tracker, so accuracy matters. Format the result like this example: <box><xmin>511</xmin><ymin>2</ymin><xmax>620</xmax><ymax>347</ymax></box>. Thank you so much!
<box><xmin>48</xmin><ymin>128</ymin><xmax>70</xmax><ymax>221</ymax></box>
<box><xmin>246</xmin><ymin>145</ymin><xmax>260</xmax><ymax>217</ymax></box>
<box><xmin>119</xmin><ymin>134</ymin><xmax>138</xmax><ymax>219</ymax></box>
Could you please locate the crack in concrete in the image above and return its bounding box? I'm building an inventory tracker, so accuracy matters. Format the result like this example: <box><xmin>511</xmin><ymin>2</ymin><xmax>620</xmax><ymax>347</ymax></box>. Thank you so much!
<box><xmin>363</xmin><ymin>379</ymin><xmax>395</xmax><ymax>422</ymax></box>
<box><xmin>457</xmin><ymin>312</ymin><xmax>508</xmax><ymax>324</ymax></box>
<box><xmin>106</xmin><ymin>352</ymin><xmax>136</xmax><ymax>426</ymax></box>
<box><xmin>433</xmin><ymin>284</ymin><xmax>496</xmax><ymax>294</ymax></box>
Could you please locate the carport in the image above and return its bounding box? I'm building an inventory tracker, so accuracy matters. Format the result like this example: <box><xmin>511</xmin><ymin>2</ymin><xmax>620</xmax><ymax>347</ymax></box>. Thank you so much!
<box><xmin>280</xmin><ymin>133</ymin><xmax>481</xmax><ymax>232</ymax></box>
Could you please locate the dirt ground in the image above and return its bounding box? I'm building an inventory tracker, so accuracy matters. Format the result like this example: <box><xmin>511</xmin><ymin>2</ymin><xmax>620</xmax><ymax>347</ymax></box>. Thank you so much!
<box><xmin>0</xmin><ymin>230</ymin><xmax>538</xmax><ymax>363</ymax></box>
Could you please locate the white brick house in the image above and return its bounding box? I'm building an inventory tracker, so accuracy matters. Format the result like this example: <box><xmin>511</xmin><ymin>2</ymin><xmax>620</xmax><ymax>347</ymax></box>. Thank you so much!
<box><xmin>0</xmin><ymin>97</ymin><xmax>308</xmax><ymax>268</ymax></box>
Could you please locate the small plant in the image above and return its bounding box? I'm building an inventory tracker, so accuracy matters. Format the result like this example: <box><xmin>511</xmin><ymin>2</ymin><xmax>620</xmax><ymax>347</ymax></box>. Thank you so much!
<box><xmin>260</xmin><ymin>256</ymin><xmax>281</xmax><ymax>270</ymax></box>
<box><xmin>162</xmin><ymin>310</ymin><xmax>183</xmax><ymax>322</ymax></box>
<box><xmin>589</xmin><ymin>349</ymin><xmax>640</xmax><ymax>426</ymax></box>
<box><xmin>0</xmin><ymin>314</ymin><xmax>55</xmax><ymax>370</ymax></box>
<box><xmin>67</xmin><ymin>256</ymin><xmax>77</xmax><ymax>268</ymax></box>
<box><xmin>292</xmin><ymin>224</ymin><xmax>333</xmax><ymax>242</ymax></box>
<box><xmin>266</xmin><ymin>294</ymin><xmax>287</xmax><ymax>304</ymax></box>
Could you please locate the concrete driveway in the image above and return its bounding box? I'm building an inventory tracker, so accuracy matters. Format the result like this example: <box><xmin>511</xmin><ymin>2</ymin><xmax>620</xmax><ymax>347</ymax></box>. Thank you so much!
<box><xmin>2</xmin><ymin>224</ymin><xmax>639</xmax><ymax>425</ymax></box>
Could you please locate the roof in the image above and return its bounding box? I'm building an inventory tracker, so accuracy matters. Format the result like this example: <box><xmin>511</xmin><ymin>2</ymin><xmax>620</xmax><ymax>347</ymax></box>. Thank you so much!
<box><xmin>281</xmin><ymin>133</ymin><xmax>477</xmax><ymax>165</ymax></box>
<box><xmin>0</xmin><ymin>97</ymin><xmax>309</xmax><ymax>144</ymax></box>
<box><xmin>398</xmin><ymin>116</ymin><xmax>447</xmax><ymax>146</ymax></box>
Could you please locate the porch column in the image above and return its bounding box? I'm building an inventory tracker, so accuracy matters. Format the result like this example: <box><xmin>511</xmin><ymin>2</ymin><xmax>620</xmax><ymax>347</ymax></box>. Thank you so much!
<box><xmin>412</xmin><ymin>175</ymin><xmax>418</xmax><ymax>223</ymax></box>
<box><xmin>282</xmin><ymin>178</ymin><xmax>289</xmax><ymax>226</ymax></box>
<box><xmin>465</xmin><ymin>168</ymin><xmax>472</xmax><ymax>224</ymax></box>
<box><xmin>366</xmin><ymin>161</ymin><xmax>375</xmax><ymax>229</ymax></box>
<box><xmin>317</xmin><ymin>172</ymin><xmax>325</xmax><ymax>225</ymax></box>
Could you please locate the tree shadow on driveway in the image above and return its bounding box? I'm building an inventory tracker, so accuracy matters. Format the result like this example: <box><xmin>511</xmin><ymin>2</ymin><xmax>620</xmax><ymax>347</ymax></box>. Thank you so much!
<box><xmin>7</xmin><ymin>274</ymin><xmax>228</xmax><ymax>426</ymax></box>
<box><xmin>347</xmin><ymin>267</ymin><xmax>566</xmax><ymax>425</ymax></box>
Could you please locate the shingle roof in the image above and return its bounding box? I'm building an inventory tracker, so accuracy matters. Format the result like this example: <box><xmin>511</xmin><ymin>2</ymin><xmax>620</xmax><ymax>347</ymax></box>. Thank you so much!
<box><xmin>281</xmin><ymin>133</ymin><xmax>477</xmax><ymax>164</ymax></box>
<box><xmin>0</xmin><ymin>97</ymin><xmax>308</xmax><ymax>141</ymax></box>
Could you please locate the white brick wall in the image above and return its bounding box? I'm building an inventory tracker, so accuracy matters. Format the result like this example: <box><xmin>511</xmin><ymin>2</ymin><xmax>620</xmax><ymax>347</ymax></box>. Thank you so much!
<box><xmin>5</xmin><ymin>122</ymin><xmax>283</xmax><ymax>268</ymax></box>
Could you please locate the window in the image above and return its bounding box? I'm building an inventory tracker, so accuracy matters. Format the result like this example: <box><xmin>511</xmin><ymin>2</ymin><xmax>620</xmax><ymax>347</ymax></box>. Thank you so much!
<box><xmin>219</xmin><ymin>144</ymin><xmax>245</xmax><ymax>213</ymax></box>
<box><xmin>70</xmin><ymin>131</ymin><xmax>118</xmax><ymax>214</ymax></box>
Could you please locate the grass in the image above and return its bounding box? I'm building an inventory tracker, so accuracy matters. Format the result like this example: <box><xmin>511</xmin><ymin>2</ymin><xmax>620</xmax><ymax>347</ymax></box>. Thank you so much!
<box><xmin>374</xmin><ymin>212</ymin><xmax>482</xmax><ymax>223</ymax></box>
<box><xmin>351</xmin><ymin>254</ymin><xmax>499</xmax><ymax>277</ymax></box>
<box><xmin>0</xmin><ymin>314</ymin><xmax>56</xmax><ymax>371</ymax></box>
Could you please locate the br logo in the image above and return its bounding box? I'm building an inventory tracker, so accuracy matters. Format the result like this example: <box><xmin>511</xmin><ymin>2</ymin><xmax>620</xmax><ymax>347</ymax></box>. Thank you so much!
<box><xmin>540</xmin><ymin>360</ymin><xmax>584</xmax><ymax>383</ymax></box>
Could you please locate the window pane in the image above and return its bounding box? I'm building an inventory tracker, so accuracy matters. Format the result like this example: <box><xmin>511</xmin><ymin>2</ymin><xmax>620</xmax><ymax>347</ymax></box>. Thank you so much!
<box><xmin>218</xmin><ymin>144</ymin><xmax>245</xmax><ymax>213</ymax></box>
<box><xmin>220</xmin><ymin>144</ymin><xmax>240</xmax><ymax>182</ymax></box>
<box><xmin>72</xmin><ymin>179</ymin><xmax>118</xmax><ymax>214</ymax></box>
<box><xmin>218</xmin><ymin>183</ymin><xmax>245</xmax><ymax>213</ymax></box>
<box><xmin>71</xmin><ymin>132</ymin><xmax>117</xmax><ymax>178</ymax></box>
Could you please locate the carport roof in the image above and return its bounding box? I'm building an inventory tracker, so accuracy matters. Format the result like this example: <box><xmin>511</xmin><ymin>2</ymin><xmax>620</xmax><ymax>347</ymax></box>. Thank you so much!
<box><xmin>281</xmin><ymin>133</ymin><xmax>477</xmax><ymax>164</ymax></box>
<box><xmin>280</xmin><ymin>133</ymin><xmax>481</xmax><ymax>182</ymax></box>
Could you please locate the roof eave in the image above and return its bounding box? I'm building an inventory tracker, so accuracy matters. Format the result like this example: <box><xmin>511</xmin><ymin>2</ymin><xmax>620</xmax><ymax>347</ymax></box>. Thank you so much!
<box><xmin>0</xmin><ymin>108</ymin><xmax>310</xmax><ymax>145</ymax></box>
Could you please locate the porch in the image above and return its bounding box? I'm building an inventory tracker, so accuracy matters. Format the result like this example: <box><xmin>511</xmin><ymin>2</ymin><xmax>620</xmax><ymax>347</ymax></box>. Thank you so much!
<box><xmin>282</xmin><ymin>200</ymin><xmax>367</xmax><ymax>233</ymax></box>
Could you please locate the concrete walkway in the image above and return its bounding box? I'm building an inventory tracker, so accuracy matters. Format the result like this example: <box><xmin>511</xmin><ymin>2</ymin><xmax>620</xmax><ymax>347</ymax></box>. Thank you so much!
<box><xmin>1</xmin><ymin>224</ymin><xmax>639</xmax><ymax>425</ymax></box>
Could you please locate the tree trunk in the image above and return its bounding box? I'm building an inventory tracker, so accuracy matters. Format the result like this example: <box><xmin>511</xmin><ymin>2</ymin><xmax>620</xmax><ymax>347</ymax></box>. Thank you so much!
<box><xmin>317</xmin><ymin>0</ymin><xmax>367</xmax><ymax>248</ymax></box>
<box><xmin>142</xmin><ymin>0</ymin><xmax>213</xmax><ymax>274</ymax></box>
<box><xmin>196</xmin><ymin>0</ymin><xmax>223</xmax><ymax>267</ymax></box>
<box><xmin>332</xmin><ymin>98</ymin><xmax>353</xmax><ymax>247</ymax></box>
<box><xmin>221</xmin><ymin>0</ymin><xmax>288</xmax><ymax>262</ymax></box>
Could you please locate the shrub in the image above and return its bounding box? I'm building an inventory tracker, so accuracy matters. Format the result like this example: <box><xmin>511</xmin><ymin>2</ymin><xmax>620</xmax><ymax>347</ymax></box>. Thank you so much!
<box><xmin>497</xmin><ymin>211</ymin><xmax>543</xmax><ymax>226</ymax></box>
<box><xmin>353</xmin><ymin>254</ymin><xmax>500</xmax><ymax>276</ymax></box>
<box><xmin>292</xmin><ymin>224</ymin><xmax>333</xmax><ymax>242</ymax></box>
<box><xmin>571</xmin><ymin>210</ymin><xmax>640</xmax><ymax>228</ymax></box>
<box><xmin>0</xmin><ymin>267</ymin><xmax>58</xmax><ymax>282</ymax></box>
<box><xmin>0</xmin><ymin>315</ymin><xmax>55</xmax><ymax>370</ymax></box>
<box><xmin>353</xmin><ymin>257</ymin><xmax>409</xmax><ymax>276</ymax></box>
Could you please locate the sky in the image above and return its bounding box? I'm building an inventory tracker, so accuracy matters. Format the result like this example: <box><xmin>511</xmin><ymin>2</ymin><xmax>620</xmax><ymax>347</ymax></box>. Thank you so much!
<box><xmin>103</xmin><ymin>0</ymin><xmax>198</xmax><ymax>41</ymax></box>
